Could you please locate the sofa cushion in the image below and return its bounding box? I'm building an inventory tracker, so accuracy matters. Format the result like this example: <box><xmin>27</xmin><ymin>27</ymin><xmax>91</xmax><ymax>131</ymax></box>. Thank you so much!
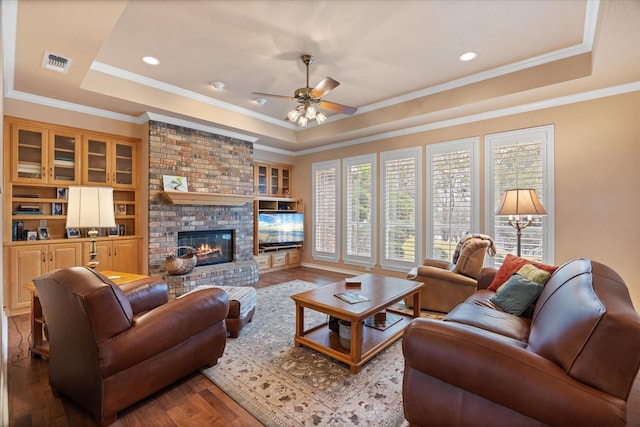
<box><xmin>445</xmin><ymin>290</ymin><xmax>531</xmax><ymax>342</ymax></box>
<box><xmin>490</xmin><ymin>273</ymin><xmax>544</xmax><ymax>316</ymax></box>
<box><xmin>488</xmin><ymin>254</ymin><xmax>557</xmax><ymax>291</ymax></box>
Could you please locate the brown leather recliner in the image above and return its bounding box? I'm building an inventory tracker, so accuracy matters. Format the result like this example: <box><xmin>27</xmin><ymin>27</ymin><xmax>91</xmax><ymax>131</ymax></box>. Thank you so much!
<box><xmin>402</xmin><ymin>258</ymin><xmax>640</xmax><ymax>427</ymax></box>
<box><xmin>33</xmin><ymin>267</ymin><xmax>229</xmax><ymax>426</ymax></box>
<box><xmin>406</xmin><ymin>234</ymin><xmax>496</xmax><ymax>312</ymax></box>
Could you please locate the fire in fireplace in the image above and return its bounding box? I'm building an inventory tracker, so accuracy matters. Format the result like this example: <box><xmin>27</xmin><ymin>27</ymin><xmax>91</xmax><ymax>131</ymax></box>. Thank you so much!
<box><xmin>177</xmin><ymin>230</ymin><xmax>234</xmax><ymax>267</ymax></box>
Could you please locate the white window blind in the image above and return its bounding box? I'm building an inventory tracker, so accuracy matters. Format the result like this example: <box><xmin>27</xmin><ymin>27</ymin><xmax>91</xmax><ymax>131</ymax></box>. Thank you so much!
<box><xmin>427</xmin><ymin>138</ymin><xmax>479</xmax><ymax>261</ymax></box>
<box><xmin>380</xmin><ymin>147</ymin><xmax>422</xmax><ymax>271</ymax></box>
<box><xmin>312</xmin><ymin>160</ymin><xmax>340</xmax><ymax>262</ymax></box>
<box><xmin>486</xmin><ymin>125</ymin><xmax>555</xmax><ymax>266</ymax></box>
<box><xmin>343</xmin><ymin>154</ymin><xmax>376</xmax><ymax>267</ymax></box>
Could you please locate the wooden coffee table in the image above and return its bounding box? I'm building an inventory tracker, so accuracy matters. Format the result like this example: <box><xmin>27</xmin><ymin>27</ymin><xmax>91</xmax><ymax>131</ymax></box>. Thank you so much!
<box><xmin>291</xmin><ymin>273</ymin><xmax>424</xmax><ymax>373</ymax></box>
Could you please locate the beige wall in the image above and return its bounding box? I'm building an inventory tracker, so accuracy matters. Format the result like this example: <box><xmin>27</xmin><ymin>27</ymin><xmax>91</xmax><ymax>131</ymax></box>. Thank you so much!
<box><xmin>4</xmin><ymin>92</ymin><xmax>639</xmax><ymax>308</ymax></box>
<box><xmin>293</xmin><ymin>91</ymin><xmax>640</xmax><ymax>308</ymax></box>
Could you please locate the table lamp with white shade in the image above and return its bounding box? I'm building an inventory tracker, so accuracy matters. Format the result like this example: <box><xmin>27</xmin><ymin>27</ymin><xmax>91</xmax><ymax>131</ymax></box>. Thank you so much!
<box><xmin>65</xmin><ymin>186</ymin><xmax>116</xmax><ymax>269</ymax></box>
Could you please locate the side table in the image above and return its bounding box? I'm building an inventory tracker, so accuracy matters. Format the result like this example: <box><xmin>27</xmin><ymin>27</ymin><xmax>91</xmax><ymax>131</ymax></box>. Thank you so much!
<box><xmin>25</xmin><ymin>270</ymin><xmax>150</xmax><ymax>358</ymax></box>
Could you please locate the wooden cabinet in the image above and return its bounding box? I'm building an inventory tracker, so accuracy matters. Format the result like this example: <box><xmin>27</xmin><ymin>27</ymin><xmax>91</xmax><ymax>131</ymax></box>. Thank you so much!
<box><xmin>11</xmin><ymin>122</ymin><xmax>80</xmax><ymax>185</ymax></box>
<box><xmin>83</xmin><ymin>239</ymin><xmax>139</xmax><ymax>274</ymax></box>
<box><xmin>83</xmin><ymin>135</ymin><xmax>136</xmax><ymax>188</ymax></box>
<box><xmin>3</xmin><ymin>117</ymin><xmax>143</xmax><ymax>316</ymax></box>
<box><xmin>254</xmin><ymin>162</ymin><xmax>292</xmax><ymax>197</ymax></box>
<box><xmin>254</xmin><ymin>197</ymin><xmax>303</xmax><ymax>272</ymax></box>
<box><xmin>9</xmin><ymin>243</ymin><xmax>82</xmax><ymax>311</ymax></box>
<box><xmin>255</xmin><ymin>249</ymin><xmax>301</xmax><ymax>272</ymax></box>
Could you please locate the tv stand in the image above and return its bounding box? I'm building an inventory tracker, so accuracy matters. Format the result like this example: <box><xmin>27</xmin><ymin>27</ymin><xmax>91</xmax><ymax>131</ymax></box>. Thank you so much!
<box><xmin>259</xmin><ymin>243</ymin><xmax>302</xmax><ymax>251</ymax></box>
<box><xmin>254</xmin><ymin>197</ymin><xmax>303</xmax><ymax>272</ymax></box>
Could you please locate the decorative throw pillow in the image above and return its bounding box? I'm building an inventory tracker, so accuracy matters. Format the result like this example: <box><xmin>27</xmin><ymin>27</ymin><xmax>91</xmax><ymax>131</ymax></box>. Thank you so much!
<box><xmin>490</xmin><ymin>273</ymin><xmax>545</xmax><ymax>316</ymax></box>
<box><xmin>516</xmin><ymin>264</ymin><xmax>551</xmax><ymax>285</ymax></box>
<box><xmin>488</xmin><ymin>254</ymin><xmax>558</xmax><ymax>292</ymax></box>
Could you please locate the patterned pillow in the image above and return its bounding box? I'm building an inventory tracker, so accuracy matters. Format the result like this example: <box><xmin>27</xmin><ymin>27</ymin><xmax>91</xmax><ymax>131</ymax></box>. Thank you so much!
<box><xmin>488</xmin><ymin>254</ymin><xmax>557</xmax><ymax>292</ymax></box>
<box><xmin>490</xmin><ymin>273</ymin><xmax>545</xmax><ymax>316</ymax></box>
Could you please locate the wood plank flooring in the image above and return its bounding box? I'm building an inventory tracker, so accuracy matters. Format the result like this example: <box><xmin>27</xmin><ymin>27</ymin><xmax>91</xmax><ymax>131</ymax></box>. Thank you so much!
<box><xmin>7</xmin><ymin>267</ymin><xmax>640</xmax><ymax>426</ymax></box>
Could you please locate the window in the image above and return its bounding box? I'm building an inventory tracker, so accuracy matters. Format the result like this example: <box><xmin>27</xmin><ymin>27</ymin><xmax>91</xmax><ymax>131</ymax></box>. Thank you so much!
<box><xmin>343</xmin><ymin>154</ymin><xmax>376</xmax><ymax>267</ymax></box>
<box><xmin>380</xmin><ymin>147</ymin><xmax>422</xmax><ymax>271</ymax></box>
<box><xmin>312</xmin><ymin>160</ymin><xmax>340</xmax><ymax>262</ymax></box>
<box><xmin>427</xmin><ymin>137</ymin><xmax>479</xmax><ymax>261</ymax></box>
<box><xmin>485</xmin><ymin>125</ymin><xmax>555</xmax><ymax>266</ymax></box>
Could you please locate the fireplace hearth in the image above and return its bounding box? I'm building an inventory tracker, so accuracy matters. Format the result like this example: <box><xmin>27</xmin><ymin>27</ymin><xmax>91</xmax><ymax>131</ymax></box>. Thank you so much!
<box><xmin>177</xmin><ymin>230</ymin><xmax>234</xmax><ymax>267</ymax></box>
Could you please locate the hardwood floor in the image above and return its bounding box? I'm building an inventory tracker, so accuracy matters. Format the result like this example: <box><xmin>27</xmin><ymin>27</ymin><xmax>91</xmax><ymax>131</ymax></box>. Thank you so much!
<box><xmin>7</xmin><ymin>267</ymin><xmax>350</xmax><ymax>427</ymax></box>
<box><xmin>7</xmin><ymin>267</ymin><xmax>640</xmax><ymax>426</ymax></box>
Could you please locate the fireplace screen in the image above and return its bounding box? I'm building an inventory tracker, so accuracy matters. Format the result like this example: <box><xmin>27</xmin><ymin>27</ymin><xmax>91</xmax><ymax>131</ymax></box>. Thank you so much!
<box><xmin>177</xmin><ymin>230</ymin><xmax>234</xmax><ymax>266</ymax></box>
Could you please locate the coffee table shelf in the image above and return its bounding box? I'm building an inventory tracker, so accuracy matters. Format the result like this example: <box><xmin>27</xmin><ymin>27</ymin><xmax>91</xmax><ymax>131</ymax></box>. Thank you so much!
<box><xmin>299</xmin><ymin>315</ymin><xmax>413</xmax><ymax>368</ymax></box>
<box><xmin>291</xmin><ymin>274</ymin><xmax>424</xmax><ymax>373</ymax></box>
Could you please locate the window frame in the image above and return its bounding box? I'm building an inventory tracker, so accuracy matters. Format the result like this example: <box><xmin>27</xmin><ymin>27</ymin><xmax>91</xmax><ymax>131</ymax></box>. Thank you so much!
<box><xmin>379</xmin><ymin>146</ymin><xmax>423</xmax><ymax>271</ymax></box>
<box><xmin>342</xmin><ymin>153</ymin><xmax>377</xmax><ymax>267</ymax></box>
<box><xmin>484</xmin><ymin>125</ymin><xmax>555</xmax><ymax>266</ymax></box>
<box><xmin>426</xmin><ymin>137</ymin><xmax>480</xmax><ymax>261</ymax></box>
<box><xmin>311</xmin><ymin>159</ymin><xmax>341</xmax><ymax>262</ymax></box>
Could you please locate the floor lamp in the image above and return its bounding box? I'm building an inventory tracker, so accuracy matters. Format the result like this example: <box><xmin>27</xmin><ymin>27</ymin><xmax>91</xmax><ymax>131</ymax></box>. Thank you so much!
<box><xmin>496</xmin><ymin>189</ymin><xmax>547</xmax><ymax>257</ymax></box>
<box><xmin>65</xmin><ymin>186</ymin><xmax>116</xmax><ymax>269</ymax></box>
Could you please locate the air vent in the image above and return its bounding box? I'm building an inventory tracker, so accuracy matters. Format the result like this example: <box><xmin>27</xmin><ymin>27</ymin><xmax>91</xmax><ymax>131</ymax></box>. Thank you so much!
<box><xmin>42</xmin><ymin>52</ymin><xmax>72</xmax><ymax>73</ymax></box>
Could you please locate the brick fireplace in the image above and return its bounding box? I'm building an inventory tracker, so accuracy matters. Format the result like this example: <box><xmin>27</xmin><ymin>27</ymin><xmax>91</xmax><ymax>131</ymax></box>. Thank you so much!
<box><xmin>147</xmin><ymin>121</ymin><xmax>258</xmax><ymax>296</ymax></box>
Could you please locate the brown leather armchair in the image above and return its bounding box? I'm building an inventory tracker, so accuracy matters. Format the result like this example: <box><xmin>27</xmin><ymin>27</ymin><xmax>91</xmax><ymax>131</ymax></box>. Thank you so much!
<box><xmin>406</xmin><ymin>234</ymin><xmax>495</xmax><ymax>312</ymax></box>
<box><xmin>33</xmin><ymin>267</ymin><xmax>229</xmax><ymax>426</ymax></box>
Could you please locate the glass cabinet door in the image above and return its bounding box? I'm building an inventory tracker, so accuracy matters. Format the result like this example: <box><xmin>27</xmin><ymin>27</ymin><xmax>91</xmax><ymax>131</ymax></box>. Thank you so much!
<box><xmin>13</xmin><ymin>126</ymin><xmax>46</xmax><ymax>183</ymax></box>
<box><xmin>49</xmin><ymin>131</ymin><xmax>80</xmax><ymax>184</ymax></box>
<box><xmin>255</xmin><ymin>164</ymin><xmax>268</xmax><ymax>195</ymax></box>
<box><xmin>83</xmin><ymin>137</ymin><xmax>108</xmax><ymax>184</ymax></box>
<box><xmin>113</xmin><ymin>140</ymin><xmax>136</xmax><ymax>188</ymax></box>
<box><xmin>281</xmin><ymin>168</ymin><xmax>290</xmax><ymax>196</ymax></box>
<box><xmin>270</xmin><ymin>167</ymin><xmax>281</xmax><ymax>195</ymax></box>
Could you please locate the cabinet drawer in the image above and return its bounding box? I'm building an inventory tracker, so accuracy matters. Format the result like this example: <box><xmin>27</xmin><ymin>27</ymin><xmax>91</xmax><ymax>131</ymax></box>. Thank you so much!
<box><xmin>255</xmin><ymin>255</ymin><xmax>271</xmax><ymax>270</ymax></box>
<box><xmin>271</xmin><ymin>253</ymin><xmax>287</xmax><ymax>267</ymax></box>
<box><xmin>288</xmin><ymin>250</ymin><xmax>300</xmax><ymax>264</ymax></box>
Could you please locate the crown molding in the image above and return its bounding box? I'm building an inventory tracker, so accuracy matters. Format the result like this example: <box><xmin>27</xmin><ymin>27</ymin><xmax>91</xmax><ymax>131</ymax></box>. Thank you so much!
<box><xmin>292</xmin><ymin>81</ymin><xmax>640</xmax><ymax>157</ymax></box>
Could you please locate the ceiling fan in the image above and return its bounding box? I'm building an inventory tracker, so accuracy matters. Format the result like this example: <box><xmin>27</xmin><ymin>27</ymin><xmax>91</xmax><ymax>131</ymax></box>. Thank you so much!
<box><xmin>252</xmin><ymin>54</ymin><xmax>357</xmax><ymax>127</ymax></box>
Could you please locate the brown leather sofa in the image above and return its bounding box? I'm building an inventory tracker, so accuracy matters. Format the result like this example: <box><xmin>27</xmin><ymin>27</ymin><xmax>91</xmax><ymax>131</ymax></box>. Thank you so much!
<box><xmin>402</xmin><ymin>258</ymin><xmax>640</xmax><ymax>427</ymax></box>
<box><xmin>406</xmin><ymin>235</ymin><xmax>495</xmax><ymax>312</ymax></box>
<box><xmin>33</xmin><ymin>267</ymin><xmax>229</xmax><ymax>426</ymax></box>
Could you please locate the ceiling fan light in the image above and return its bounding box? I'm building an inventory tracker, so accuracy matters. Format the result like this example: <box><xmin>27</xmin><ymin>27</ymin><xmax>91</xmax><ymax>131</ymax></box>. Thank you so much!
<box><xmin>288</xmin><ymin>109</ymin><xmax>301</xmax><ymax>122</ymax></box>
<box><xmin>316</xmin><ymin>112</ymin><xmax>327</xmax><ymax>124</ymax></box>
<box><xmin>305</xmin><ymin>106</ymin><xmax>317</xmax><ymax>119</ymax></box>
<box><xmin>298</xmin><ymin>116</ymin><xmax>308</xmax><ymax>127</ymax></box>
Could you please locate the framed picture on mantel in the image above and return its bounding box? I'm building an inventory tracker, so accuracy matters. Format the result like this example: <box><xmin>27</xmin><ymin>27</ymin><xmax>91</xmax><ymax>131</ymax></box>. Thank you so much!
<box><xmin>162</xmin><ymin>175</ymin><xmax>188</xmax><ymax>192</ymax></box>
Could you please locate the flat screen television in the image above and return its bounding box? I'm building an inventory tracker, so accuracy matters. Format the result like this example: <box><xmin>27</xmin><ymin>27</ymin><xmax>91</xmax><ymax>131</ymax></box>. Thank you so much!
<box><xmin>257</xmin><ymin>212</ymin><xmax>304</xmax><ymax>246</ymax></box>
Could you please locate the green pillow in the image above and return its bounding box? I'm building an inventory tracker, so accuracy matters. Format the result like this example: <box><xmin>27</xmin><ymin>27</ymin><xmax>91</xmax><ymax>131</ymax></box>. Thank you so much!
<box><xmin>491</xmin><ymin>273</ymin><xmax>544</xmax><ymax>316</ymax></box>
<box><xmin>517</xmin><ymin>264</ymin><xmax>551</xmax><ymax>285</ymax></box>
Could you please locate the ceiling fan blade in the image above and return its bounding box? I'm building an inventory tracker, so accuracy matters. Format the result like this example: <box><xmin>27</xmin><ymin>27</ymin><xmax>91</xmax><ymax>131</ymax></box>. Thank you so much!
<box><xmin>251</xmin><ymin>92</ymin><xmax>296</xmax><ymax>101</ymax></box>
<box><xmin>318</xmin><ymin>100</ymin><xmax>357</xmax><ymax>115</ymax></box>
<box><xmin>310</xmin><ymin>77</ymin><xmax>340</xmax><ymax>98</ymax></box>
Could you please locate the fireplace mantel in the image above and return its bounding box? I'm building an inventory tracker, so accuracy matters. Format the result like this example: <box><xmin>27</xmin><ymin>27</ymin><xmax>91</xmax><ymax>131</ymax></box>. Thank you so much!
<box><xmin>159</xmin><ymin>191</ymin><xmax>254</xmax><ymax>206</ymax></box>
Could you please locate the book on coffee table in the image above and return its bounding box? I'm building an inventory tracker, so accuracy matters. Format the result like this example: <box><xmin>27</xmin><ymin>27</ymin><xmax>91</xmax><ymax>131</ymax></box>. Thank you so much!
<box><xmin>334</xmin><ymin>291</ymin><xmax>370</xmax><ymax>304</ymax></box>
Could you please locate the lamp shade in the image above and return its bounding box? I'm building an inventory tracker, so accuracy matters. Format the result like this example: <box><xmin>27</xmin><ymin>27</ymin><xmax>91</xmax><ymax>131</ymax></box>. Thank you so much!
<box><xmin>65</xmin><ymin>186</ymin><xmax>116</xmax><ymax>229</ymax></box>
<box><xmin>496</xmin><ymin>189</ymin><xmax>547</xmax><ymax>216</ymax></box>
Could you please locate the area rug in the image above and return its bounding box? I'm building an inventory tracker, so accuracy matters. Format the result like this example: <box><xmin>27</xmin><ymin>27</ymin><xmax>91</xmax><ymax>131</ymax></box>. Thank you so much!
<box><xmin>201</xmin><ymin>279</ymin><xmax>443</xmax><ymax>427</ymax></box>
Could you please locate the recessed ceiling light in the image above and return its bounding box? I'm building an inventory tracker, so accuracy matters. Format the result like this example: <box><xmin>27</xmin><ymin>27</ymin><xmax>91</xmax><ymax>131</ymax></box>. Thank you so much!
<box><xmin>459</xmin><ymin>51</ymin><xmax>478</xmax><ymax>62</ymax></box>
<box><xmin>209</xmin><ymin>81</ymin><xmax>225</xmax><ymax>89</ymax></box>
<box><xmin>255</xmin><ymin>97</ymin><xmax>267</xmax><ymax>105</ymax></box>
<box><xmin>142</xmin><ymin>56</ymin><xmax>160</xmax><ymax>65</ymax></box>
